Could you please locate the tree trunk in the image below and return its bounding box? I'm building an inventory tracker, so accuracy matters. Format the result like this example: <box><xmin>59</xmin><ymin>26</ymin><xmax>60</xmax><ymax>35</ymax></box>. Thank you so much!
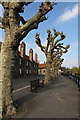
<box><xmin>1</xmin><ymin>6</ymin><xmax>20</xmax><ymax>116</ymax></box>
<box><xmin>52</xmin><ymin>62</ymin><xmax>56</xmax><ymax>79</ymax></box>
<box><xmin>54</xmin><ymin>65</ymin><xmax>58</xmax><ymax>77</ymax></box>
<box><xmin>44</xmin><ymin>53</ymin><xmax>51</xmax><ymax>84</ymax></box>
<box><xmin>1</xmin><ymin>29</ymin><xmax>17</xmax><ymax>116</ymax></box>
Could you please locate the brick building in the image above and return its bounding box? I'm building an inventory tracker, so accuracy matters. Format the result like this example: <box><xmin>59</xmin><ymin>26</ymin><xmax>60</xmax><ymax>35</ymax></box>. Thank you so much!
<box><xmin>13</xmin><ymin>42</ymin><xmax>38</xmax><ymax>78</ymax></box>
<box><xmin>38</xmin><ymin>62</ymin><xmax>54</xmax><ymax>75</ymax></box>
<box><xmin>38</xmin><ymin>62</ymin><xmax>46</xmax><ymax>75</ymax></box>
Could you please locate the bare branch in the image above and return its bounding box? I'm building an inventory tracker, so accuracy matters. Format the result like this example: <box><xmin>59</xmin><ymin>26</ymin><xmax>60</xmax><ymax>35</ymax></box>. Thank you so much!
<box><xmin>63</xmin><ymin>49</ymin><xmax>68</xmax><ymax>53</ymax></box>
<box><xmin>18</xmin><ymin>1</ymin><xmax>56</xmax><ymax>33</ymax></box>
<box><xmin>20</xmin><ymin>16</ymin><xmax>26</xmax><ymax>24</ymax></box>
<box><xmin>24</xmin><ymin>0</ymin><xmax>34</xmax><ymax>6</ymax></box>
<box><xmin>54</xmin><ymin>32</ymin><xmax>66</xmax><ymax>45</ymax></box>
<box><xmin>0</xmin><ymin>24</ymin><xmax>4</xmax><ymax>29</ymax></box>
<box><xmin>55</xmin><ymin>57</ymin><xmax>64</xmax><ymax>67</ymax></box>
<box><xmin>46</xmin><ymin>29</ymin><xmax>51</xmax><ymax>52</ymax></box>
<box><xmin>0</xmin><ymin>16</ymin><xmax>3</xmax><ymax>23</ymax></box>
<box><xmin>35</xmin><ymin>33</ymin><xmax>46</xmax><ymax>54</ymax></box>
<box><xmin>51</xmin><ymin>32</ymin><xmax>66</xmax><ymax>51</ymax></box>
<box><xmin>59</xmin><ymin>44</ymin><xmax>69</xmax><ymax>49</ymax></box>
<box><xmin>20</xmin><ymin>16</ymin><xmax>47</xmax><ymax>41</ymax></box>
<box><xmin>0</xmin><ymin>2</ymin><xmax>4</xmax><ymax>6</ymax></box>
<box><xmin>56</xmin><ymin>43</ymin><xmax>63</xmax><ymax>46</ymax></box>
<box><xmin>52</xmin><ymin>28</ymin><xmax>60</xmax><ymax>40</ymax></box>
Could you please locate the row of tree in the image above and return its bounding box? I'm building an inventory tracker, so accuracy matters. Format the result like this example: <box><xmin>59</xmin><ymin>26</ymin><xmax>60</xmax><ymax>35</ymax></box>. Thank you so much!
<box><xmin>0</xmin><ymin>1</ymin><xmax>70</xmax><ymax>118</ymax></box>
<box><xmin>35</xmin><ymin>28</ymin><xmax>70</xmax><ymax>83</ymax></box>
<box><xmin>0</xmin><ymin>0</ymin><xmax>58</xmax><ymax>117</ymax></box>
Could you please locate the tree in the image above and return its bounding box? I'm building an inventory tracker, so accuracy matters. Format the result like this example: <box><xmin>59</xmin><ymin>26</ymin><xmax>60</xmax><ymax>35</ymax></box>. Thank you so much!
<box><xmin>52</xmin><ymin>56</ymin><xmax>64</xmax><ymax>77</ymax></box>
<box><xmin>35</xmin><ymin>28</ymin><xmax>70</xmax><ymax>83</ymax></box>
<box><xmin>71</xmin><ymin>67</ymin><xmax>79</xmax><ymax>74</ymax></box>
<box><xmin>51</xmin><ymin>46</ymin><xmax>69</xmax><ymax>78</ymax></box>
<box><xmin>51</xmin><ymin>54</ymin><xmax>63</xmax><ymax>77</ymax></box>
<box><xmin>0</xmin><ymin>1</ymin><xmax>57</xmax><ymax>116</ymax></box>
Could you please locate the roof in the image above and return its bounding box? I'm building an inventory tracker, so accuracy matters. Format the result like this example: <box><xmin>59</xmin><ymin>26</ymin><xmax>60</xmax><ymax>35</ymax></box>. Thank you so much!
<box><xmin>39</xmin><ymin>63</ymin><xmax>53</xmax><ymax>69</ymax></box>
<box><xmin>39</xmin><ymin>63</ymin><xmax>46</xmax><ymax>69</ymax></box>
<box><xmin>19</xmin><ymin>53</ymin><xmax>38</xmax><ymax>64</ymax></box>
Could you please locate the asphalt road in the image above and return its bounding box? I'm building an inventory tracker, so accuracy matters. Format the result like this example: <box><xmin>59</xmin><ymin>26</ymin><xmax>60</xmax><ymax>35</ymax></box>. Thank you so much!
<box><xmin>11</xmin><ymin>74</ymin><xmax>79</xmax><ymax>118</ymax></box>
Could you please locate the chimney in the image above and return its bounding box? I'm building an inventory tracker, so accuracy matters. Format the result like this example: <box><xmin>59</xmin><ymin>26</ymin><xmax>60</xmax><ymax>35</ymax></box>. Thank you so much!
<box><xmin>29</xmin><ymin>48</ymin><xmax>33</xmax><ymax>61</ymax></box>
<box><xmin>35</xmin><ymin>53</ymin><xmax>37</xmax><ymax>63</ymax></box>
<box><xmin>20</xmin><ymin>42</ymin><xmax>26</xmax><ymax>58</ymax></box>
<box><xmin>44</xmin><ymin>61</ymin><xmax>45</xmax><ymax>64</ymax></box>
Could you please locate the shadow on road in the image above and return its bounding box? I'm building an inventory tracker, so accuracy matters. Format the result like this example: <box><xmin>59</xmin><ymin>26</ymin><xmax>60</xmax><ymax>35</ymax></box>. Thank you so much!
<box><xmin>12</xmin><ymin>74</ymin><xmax>78</xmax><ymax>118</ymax></box>
<box><xmin>13</xmin><ymin>75</ymin><xmax>68</xmax><ymax>109</ymax></box>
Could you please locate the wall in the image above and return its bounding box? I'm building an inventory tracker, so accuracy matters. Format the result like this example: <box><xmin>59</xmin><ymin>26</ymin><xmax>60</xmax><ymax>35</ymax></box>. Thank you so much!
<box><xmin>38</xmin><ymin>68</ymin><xmax>46</xmax><ymax>75</ymax></box>
<box><xmin>13</xmin><ymin>56</ymin><xmax>38</xmax><ymax>78</ymax></box>
<box><xmin>38</xmin><ymin>68</ymin><xmax>52</xmax><ymax>75</ymax></box>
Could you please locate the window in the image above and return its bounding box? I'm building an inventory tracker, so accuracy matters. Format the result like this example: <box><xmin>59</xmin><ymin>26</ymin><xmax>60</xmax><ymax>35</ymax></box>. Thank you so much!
<box><xmin>44</xmin><ymin>70</ymin><xmax>45</xmax><ymax>73</ymax></box>
<box><xmin>29</xmin><ymin>62</ymin><xmax>31</xmax><ymax>66</ymax></box>
<box><xmin>20</xmin><ymin>59</ymin><xmax>21</xmax><ymax>65</ymax></box>
<box><xmin>26</xmin><ymin>69</ymin><xmax>28</xmax><ymax>74</ymax></box>
<box><xmin>20</xmin><ymin>68</ymin><xmax>22</xmax><ymax>74</ymax></box>
<box><xmin>27</xmin><ymin>61</ymin><xmax>28</xmax><ymax>66</ymax></box>
<box><xmin>29</xmin><ymin>70</ymin><xmax>31</xmax><ymax>74</ymax></box>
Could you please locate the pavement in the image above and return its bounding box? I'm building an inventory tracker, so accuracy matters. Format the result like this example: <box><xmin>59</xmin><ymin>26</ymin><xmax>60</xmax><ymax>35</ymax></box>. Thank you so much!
<box><xmin>11</xmin><ymin>74</ymin><xmax>79</xmax><ymax>118</ymax></box>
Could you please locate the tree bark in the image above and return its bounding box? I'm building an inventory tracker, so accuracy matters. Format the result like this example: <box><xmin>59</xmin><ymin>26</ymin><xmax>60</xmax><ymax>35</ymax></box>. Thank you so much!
<box><xmin>0</xmin><ymin>1</ymin><xmax>58</xmax><ymax>117</ymax></box>
<box><xmin>52</xmin><ymin>62</ymin><xmax>56</xmax><ymax>79</ymax></box>
<box><xmin>44</xmin><ymin>53</ymin><xmax>51</xmax><ymax>84</ymax></box>
<box><xmin>1</xmin><ymin>28</ymin><xmax>17</xmax><ymax>116</ymax></box>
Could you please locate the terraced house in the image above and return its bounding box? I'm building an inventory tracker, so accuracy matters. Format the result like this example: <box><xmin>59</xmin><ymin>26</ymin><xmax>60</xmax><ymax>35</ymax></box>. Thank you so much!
<box><xmin>14</xmin><ymin>42</ymin><xmax>38</xmax><ymax>78</ymax></box>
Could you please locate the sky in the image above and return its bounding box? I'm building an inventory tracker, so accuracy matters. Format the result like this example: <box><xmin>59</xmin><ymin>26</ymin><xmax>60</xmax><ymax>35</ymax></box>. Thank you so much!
<box><xmin>0</xmin><ymin>1</ymin><xmax>79</xmax><ymax>68</ymax></box>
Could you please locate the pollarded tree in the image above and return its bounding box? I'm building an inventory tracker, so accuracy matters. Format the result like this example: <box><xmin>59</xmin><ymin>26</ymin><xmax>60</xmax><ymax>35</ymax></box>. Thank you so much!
<box><xmin>53</xmin><ymin>56</ymin><xmax>64</xmax><ymax>77</ymax></box>
<box><xmin>35</xmin><ymin>28</ymin><xmax>70</xmax><ymax>83</ymax></box>
<box><xmin>51</xmin><ymin>55</ymin><xmax>62</xmax><ymax>78</ymax></box>
<box><xmin>0</xmin><ymin>1</ymin><xmax>57</xmax><ymax>117</ymax></box>
<box><xmin>51</xmin><ymin>47</ymin><xmax>69</xmax><ymax>78</ymax></box>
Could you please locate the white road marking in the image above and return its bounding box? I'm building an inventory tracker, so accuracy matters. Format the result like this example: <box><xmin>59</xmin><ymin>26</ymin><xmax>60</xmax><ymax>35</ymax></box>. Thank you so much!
<box><xmin>13</xmin><ymin>85</ymin><xmax>30</xmax><ymax>93</ymax></box>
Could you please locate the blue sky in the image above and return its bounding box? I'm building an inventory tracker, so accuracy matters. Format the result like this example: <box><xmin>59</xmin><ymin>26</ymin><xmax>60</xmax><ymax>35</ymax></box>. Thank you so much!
<box><xmin>0</xmin><ymin>2</ymin><xmax>78</xmax><ymax>68</ymax></box>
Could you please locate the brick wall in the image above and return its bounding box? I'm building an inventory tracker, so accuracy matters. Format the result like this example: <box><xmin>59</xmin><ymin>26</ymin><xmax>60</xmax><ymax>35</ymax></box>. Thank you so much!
<box><xmin>13</xmin><ymin>56</ymin><xmax>38</xmax><ymax>78</ymax></box>
<box><xmin>13</xmin><ymin>42</ymin><xmax>38</xmax><ymax>78</ymax></box>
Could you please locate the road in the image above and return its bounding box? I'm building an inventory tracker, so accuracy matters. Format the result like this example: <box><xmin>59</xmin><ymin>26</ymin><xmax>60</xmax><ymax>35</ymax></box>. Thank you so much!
<box><xmin>11</xmin><ymin>74</ymin><xmax>79</xmax><ymax>118</ymax></box>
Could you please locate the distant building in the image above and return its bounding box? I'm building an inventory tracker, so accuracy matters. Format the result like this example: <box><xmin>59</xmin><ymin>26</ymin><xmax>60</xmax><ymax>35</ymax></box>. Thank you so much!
<box><xmin>39</xmin><ymin>62</ymin><xmax>62</xmax><ymax>75</ymax></box>
<box><xmin>38</xmin><ymin>62</ymin><xmax>46</xmax><ymax>75</ymax></box>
